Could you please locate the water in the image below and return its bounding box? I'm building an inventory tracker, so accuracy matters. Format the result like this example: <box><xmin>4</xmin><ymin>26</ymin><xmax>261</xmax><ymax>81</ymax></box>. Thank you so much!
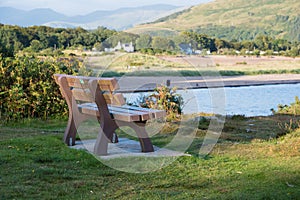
<box><xmin>124</xmin><ymin>83</ymin><xmax>300</xmax><ymax>117</ymax></box>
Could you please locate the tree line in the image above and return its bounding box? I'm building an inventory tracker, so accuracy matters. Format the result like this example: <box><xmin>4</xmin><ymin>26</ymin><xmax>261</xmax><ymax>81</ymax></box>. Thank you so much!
<box><xmin>0</xmin><ymin>24</ymin><xmax>299</xmax><ymax>57</ymax></box>
<box><xmin>0</xmin><ymin>24</ymin><xmax>117</xmax><ymax>57</ymax></box>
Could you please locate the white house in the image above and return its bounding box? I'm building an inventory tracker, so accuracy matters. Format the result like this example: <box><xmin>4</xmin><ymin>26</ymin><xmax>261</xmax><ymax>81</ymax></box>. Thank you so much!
<box><xmin>106</xmin><ymin>41</ymin><xmax>134</xmax><ymax>53</ymax></box>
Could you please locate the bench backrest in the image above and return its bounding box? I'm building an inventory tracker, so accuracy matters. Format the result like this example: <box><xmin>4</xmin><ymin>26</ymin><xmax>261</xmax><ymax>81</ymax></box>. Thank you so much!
<box><xmin>54</xmin><ymin>74</ymin><xmax>126</xmax><ymax>106</ymax></box>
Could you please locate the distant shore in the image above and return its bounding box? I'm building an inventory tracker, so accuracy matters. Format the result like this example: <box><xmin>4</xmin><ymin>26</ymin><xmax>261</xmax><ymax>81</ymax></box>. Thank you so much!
<box><xmin>117</xmin><ymin>74</ymin><xmax>300</xmax><ymax>92</ymax></box>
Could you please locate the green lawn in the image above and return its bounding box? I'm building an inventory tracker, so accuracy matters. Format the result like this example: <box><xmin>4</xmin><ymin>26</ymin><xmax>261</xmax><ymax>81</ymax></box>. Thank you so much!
<box><xmin>1</xmin><ymin>116</ymin><xmax>300</xmax><ymax>199</ymax></box>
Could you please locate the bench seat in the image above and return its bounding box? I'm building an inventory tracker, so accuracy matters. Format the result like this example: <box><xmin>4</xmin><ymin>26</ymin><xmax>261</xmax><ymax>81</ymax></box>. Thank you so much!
<box><xmin>78</xmin><ymin>103</ymin><xmax>165</xmax><ymax>122</ymax></box>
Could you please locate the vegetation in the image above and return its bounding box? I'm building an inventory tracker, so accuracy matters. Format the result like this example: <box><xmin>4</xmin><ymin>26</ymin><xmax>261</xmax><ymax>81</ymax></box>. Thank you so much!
<box><xmin>128</xmin><ymin>0</ymin><xmax>300</xmax><ymax>42</ymax></box>
<box><xmin>274</xmin><ymin>96</ymin><xmax>300</xmax><ymax>116</ymax></box>
<box><xmin>1</xmin><ymin>24</ymin><xmax>299</xmax><ymax>58</ymax></box>
<box><xmin>0</xmin><ymin>25</ymin><xmax>117</xmax><ymax>56</ymax></box>
<box><xmin>0</xmin><ymin>113</ymin><xmax>300</xmax><ymax>199</ymax></box>
<box><xmin>0</xmin><ymin>55</ymin><xmax>92</xmax><ymax>122</ymax></box>
<box><xmin>271</xmin><ymin>96</ymin><xmax>300</xmax><ymax>136</ymax></box>
<box><xmin>1</xmin><ymin>2</ymin><xmax>300</xmax><ymax>198</ymax></box>
<box><xmin>137</xmin><ymin>85</ymin><xmax>184</xmax><ymax>121</ymax></box>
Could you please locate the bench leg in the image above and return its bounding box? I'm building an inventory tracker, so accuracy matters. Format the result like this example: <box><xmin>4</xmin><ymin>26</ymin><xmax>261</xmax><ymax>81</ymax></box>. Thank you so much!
<box><xmin>117</xmin><ymin>121</ymin><xmax>154</xmax><ymax>153</ymax></box>
<box><xmin>94</xmin><ymin>129</ymin><xmax>110</xmax><ymax>156</ymax></box>
<box><xmin>132</xmin><ymin>122</ymin><xmax>154</xmax><ymax>153</ymax></box>
<box><xmin>96</xmin><ymin>117</ymin><xmax>119</xmax><ymax>143</ymax></box>
<box><xmin>94</xmin><ymin>122</ymin><xmax>119</xmax><ymax>156</ymax></box>
<box><xmin>63</xmin><ymin>116</ymin><xmax>77</xmax><ymax>146</ymax></box>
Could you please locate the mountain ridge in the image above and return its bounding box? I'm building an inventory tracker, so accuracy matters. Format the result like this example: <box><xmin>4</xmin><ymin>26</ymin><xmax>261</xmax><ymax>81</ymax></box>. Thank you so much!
<box><xmin>0</xmin><ymin>4</ymin><xmax>182</xmax><ymax>30</ymax></box>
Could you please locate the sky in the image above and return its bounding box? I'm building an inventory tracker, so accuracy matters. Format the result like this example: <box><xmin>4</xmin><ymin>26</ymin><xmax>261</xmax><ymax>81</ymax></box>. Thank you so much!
<box><xmin>0</xmin><ymin>0</ymin><xmax>210</xmax><ymax>16</ymax></box>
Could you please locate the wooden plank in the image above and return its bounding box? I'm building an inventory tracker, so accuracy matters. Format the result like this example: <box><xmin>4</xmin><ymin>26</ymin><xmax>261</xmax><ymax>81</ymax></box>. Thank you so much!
<box><xmin>112</xmin><ymin>93</ymin><xmax>126</xmax><ymax>105</ymax></box>
<box><xmin>67</xmin><ymin>76</ymin><xmax>118</xmax><ymax>91</ymax></box>
<box><xmin>79</xmin><ymin>105</ymin><xmax>100</xmax><ymax>117</ymax></box>
<box><xmin>78</xmin><ymin>104</ymin><xmax>140</xmax><ymax>122</ymax></box>
<box><xmin>71</xmin><ymin>89</ymin><xmax>125</xmax><ymax>105</ymax></box>
<box><xmin>97</xmin><ymin>79</ymin><xmax>119</xmax><ymax>91</ymax></box>
<box><xmin>117</xmin><ymin>105</ymin><xmax>166</xmax><ymax>118</ymax></box>
<box><xmin>79</xmin><ymin>103</ymin><xmax>165</xmax><ymax>121</ymax></box>
<box><xmin>103</xmin><ymin>93</ymin><xmax>126</xmax><ymax>106</ymax></box>
<box><xmin>71</xmin><ymin>88</ymin><xmax>93</xmax><ymax>102</ymax></box>
<box><xmin>110</xmin><ymin>110</ymin><xmax>140</xmax><ymax>122</ymax></box>
<box><xmin>66</xmin><ymin>77</ymin><xmax>89</xmax><ymax>89</ymax></box>
<box><xmin>108</xmin><ymin>105</ymin><xmax>150</xmax><ymax>121</ymax></box>
<box><xmin>54</xmin><ymin>74</ymin><xmax>119</xmax><ymax>91</ymax></box>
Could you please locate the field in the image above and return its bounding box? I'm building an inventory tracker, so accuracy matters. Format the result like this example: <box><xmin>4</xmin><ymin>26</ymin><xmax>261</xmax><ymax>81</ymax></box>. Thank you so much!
<box><xmin>1</xmin><ymin>114</ymin><xmax>300</xmax><ymax>199</ymax></box>
<box><xmin>83</xmin><ymin>53</ymin><xmax>300</xmax><ymax>76</ymax></box>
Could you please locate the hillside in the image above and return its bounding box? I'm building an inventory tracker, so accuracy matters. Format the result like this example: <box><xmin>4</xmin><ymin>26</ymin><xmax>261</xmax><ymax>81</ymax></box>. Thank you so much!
<box><xmin>127</xmin><ymin>0</ymin><xmax>300</xmax><ymax>41</ymax></box>
<box><xmin>0</xmin><ymin>7</ymin><xmax>66</xmax><ymax>26</ymax></box>
<box><xmin>0</xmin><ymin>4</ymin><xmax>182</xmax><ymax>30</ymax></box>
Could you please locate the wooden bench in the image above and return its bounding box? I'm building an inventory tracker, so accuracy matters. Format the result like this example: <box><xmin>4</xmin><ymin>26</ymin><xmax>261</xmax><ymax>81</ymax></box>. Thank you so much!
<box><xmin>54</xmin><ymin>74</ymin><xmax>166</xmax><ymax>155</ymax></box>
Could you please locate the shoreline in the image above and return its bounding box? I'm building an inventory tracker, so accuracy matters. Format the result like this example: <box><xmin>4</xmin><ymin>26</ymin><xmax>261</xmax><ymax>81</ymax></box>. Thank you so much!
<box><xmin>117</xmin><ymin>74</ymin><xmax>300</xmax><ymax>92</ymax></box>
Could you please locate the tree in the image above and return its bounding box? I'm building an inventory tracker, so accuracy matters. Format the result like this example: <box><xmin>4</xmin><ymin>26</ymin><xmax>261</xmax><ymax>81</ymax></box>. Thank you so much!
<box><xmin>241</xmin><ymin>40</ymin><xmax>256</xmax><ymax>50</ymax></box>
<box><xmin>215</xmin><ymin>39</ymin><xmax>226</xmax><ymax>54</ymax></box>
<box><xmin>106</xmin><ymin>32</ymin><xmax>139</xmax><ymax>47</ymax></box>
<box><xmin>289</xmin><ymin>47</ymin><xmax>300</xmax><ymax>57</ymax></box>
<box><xmin>254</xmin><ymin>35</ymin><xmax>273</xmax><ymax>51</ymax></box>
<box><xmin>151</xmin><ymin>36</ymin><xmax>175</xmax><ymax>51</ymax></box>
<box><xmin>30</xmin><ymin>40</ymin><xmax>43</xmax><ymax>52</ymax></box>
<box><xmin>135</xmin><ymin>34</ymin><xmax>152</xmax><ymax>50</ymax></box>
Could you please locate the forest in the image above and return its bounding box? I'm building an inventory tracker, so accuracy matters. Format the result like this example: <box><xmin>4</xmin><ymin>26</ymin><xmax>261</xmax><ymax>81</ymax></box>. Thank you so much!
<box><xmin>0</xmin><ymin>24</ymin><xmax>299</xmax><ymax>57</ymax></box>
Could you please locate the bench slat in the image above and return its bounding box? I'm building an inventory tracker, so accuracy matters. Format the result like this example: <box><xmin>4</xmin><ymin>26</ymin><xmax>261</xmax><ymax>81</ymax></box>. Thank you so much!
<box><xmin>78</xmin><ymin>103</ymin><xmax>165</xmax><ymax>122</ymax></box>
<box><xmin>78</xmin><ymin>104</ymin><xmax>140</xmax><ymax>122</ymax></box>
<box><xmin>105</xmin><ymin>93</ymin><xmax>126</xmax><ymax>106</ymax></box>
<box><xmin>72</xmin><ymin>88</ymin><xmax>93</xmax><ymax>102</ymax></box>
<box><xmin>120</xmin><ymin>105</ymin><xmax>166</xmax><ymax>118</ymax></box>
<box><xmin>67</xmin><ymin>77</ymin><xmax>119</xmax><ymax>92</ymax></box>
<box><xmin>54</xmin><ymin>74</ymin><xmax>119</xmax><ymax>91</ymax></box>
<box><xmin>71</xmin><ymin>88</ymin><xmax>125</xmax><ymax>105</ymax></box>
<box><xmin>108</xmin><ymin>105</ymin><xmax>150</xmax><ymax>121</ymax></box>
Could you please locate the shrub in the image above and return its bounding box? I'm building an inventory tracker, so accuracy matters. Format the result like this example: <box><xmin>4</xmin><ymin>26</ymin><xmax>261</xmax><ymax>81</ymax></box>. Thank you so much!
<box><xmin>273</xmin><ymin>96</ymin><xmax>300</xmax><ymax>115</ymax></box>
<box><xmin>198</xmin><ymin>117</ymin><xmax>210</xmax><ymax>129</ymax></box>
<box><xmin>0</xmin><ymin>55</ymin><xmax>92</xmax><ymax>122</ymax></box>
<box><xmin>236</xmin><ymin>61</ymin><xmax>247</xmax><ymax>65</ymax></box>
<box><xmin>139</xmin><ymin>85</ymin><xmax>184</xmax><ymax>121</ymax></box>
<box><xmin>278</xmin><ymin>118</ymin><xmax>300</xmax><ymax>137</ymax></box>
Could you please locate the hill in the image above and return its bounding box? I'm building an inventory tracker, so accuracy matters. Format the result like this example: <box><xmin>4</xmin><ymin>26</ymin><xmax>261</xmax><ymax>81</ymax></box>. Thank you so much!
<box><xmin>0</xmin><ymin>4</ymin><xmax>183</xmax><ymax>30</ymax></box>
<box><xmin>0</xmin><ymin>7</ymin><xmax>66</xmax><ymax>26</ymax></box>
<box><xmin>127</xmin><ymin>0</ymin><xmax>300</xmax><ymax>41</ymax></box>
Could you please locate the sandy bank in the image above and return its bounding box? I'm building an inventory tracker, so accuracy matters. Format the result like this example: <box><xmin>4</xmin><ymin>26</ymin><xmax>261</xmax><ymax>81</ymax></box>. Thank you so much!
<box><xmin>117</xmin><ymin>74</ymin><xmax>300</xmax><ymax>92</ymax></box>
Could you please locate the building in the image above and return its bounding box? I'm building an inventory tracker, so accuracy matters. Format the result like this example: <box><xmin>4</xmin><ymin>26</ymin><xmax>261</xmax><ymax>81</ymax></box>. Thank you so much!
<box><xmin>105</xmin><ymin>41</ymin><xmax>134</xmax><ymax>53</ymax></box>
<box><xmin>179</xmin><ymin>43</ymin><xmax>193</xmax><ymax>55</ymax></box>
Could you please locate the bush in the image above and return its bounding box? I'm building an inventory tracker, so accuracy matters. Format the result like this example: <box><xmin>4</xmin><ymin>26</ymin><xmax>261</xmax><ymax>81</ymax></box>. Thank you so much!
<box><xmin>278</xmin><ymin>118</ymin><xmax>300</xmax><ymax>136</ymax></box>
<box><xmin>273</xmin><ymin>96</ymin><xmax>300</xmax><ymax>115</ymax></box>
<box><xmin>0</xmin><ymin>55</ymin><xmax>92</xmax><ymax>122</ymax></box>
<box><xmin>139</xmin><ymin>85</ymin><xmax>184</xmax><ymax>121</ymax></box>
<box><xmin>236</xmin><ymin>61</ymin><xmax>247</xmax><ymax>65</ymax></box>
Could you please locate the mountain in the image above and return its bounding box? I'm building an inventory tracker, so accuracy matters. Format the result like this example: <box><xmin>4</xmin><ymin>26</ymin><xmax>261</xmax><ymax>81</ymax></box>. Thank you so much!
<box><xmin>0</xmin><ymin>4</ymin><xmax>183</xmax><ymax>30</ymax></box>
<box><xmin>0</xmin><ymin>7</ymin><xmax>66</xmax><ymax>26</ymax></box>
<box><xmin>127</xmin><ymin>0</ymin><xmax>300</xmax><ymax>41</ymax></box>
<box><xmin>45</xmin><ymin>5</ymin><xmax>187</xmax><ymax>30</ymax></box>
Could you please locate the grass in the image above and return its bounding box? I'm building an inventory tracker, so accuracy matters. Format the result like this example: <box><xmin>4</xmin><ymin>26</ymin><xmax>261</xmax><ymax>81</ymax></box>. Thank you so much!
<box><xmin>1</xmin><ymin>115</ymin><xmax>300</xmax><ymax>199</ymax></box>
<box><xmin>84</xmin><ymin>53</ymin><xmax>300</xmax><ymax>77</ymax></box>
<box><xmin>85</xmin><ymin>52</ymin><xmax>189</xmax><ymax>75</ymax></box>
